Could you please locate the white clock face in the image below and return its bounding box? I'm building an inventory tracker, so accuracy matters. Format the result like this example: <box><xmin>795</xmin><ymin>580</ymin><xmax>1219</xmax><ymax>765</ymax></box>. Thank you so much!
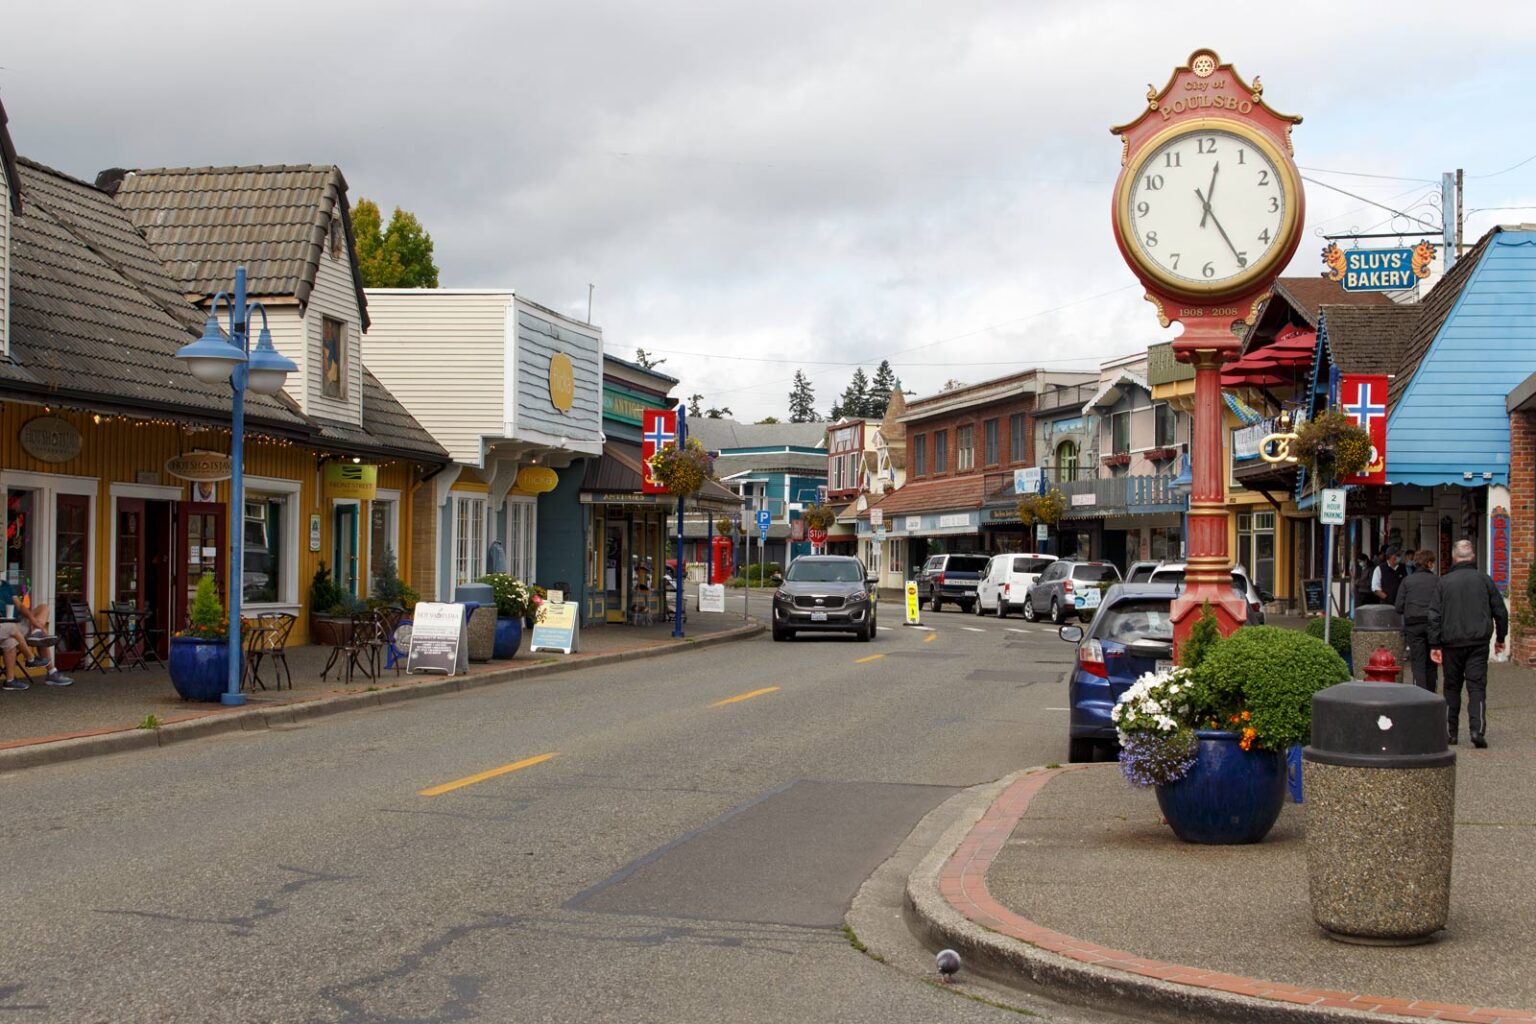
<box><xmin>1126</xmin><ymin>127</ymin><xmax>1288</xmax><ymax>289</ymax></box>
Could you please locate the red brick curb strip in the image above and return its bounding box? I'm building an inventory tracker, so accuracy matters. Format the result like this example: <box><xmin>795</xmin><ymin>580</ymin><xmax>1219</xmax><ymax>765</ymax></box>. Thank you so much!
<box><xmin>912</xmin><ymin>766</ymin><xmax>1536</xmax><ymax>1024</ymax></box>
<box><xmin>0</xmin><ymin>621</ymin><xmax>763</xmax><ymax>774</ymax></box>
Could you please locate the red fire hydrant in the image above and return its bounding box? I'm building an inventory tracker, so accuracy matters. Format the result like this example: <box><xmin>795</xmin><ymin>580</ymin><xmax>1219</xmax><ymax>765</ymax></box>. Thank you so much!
<box><xmin>1362</xmin><ymin>647</ymin><xmax>1403</xmax><ymax>683</ymax></box>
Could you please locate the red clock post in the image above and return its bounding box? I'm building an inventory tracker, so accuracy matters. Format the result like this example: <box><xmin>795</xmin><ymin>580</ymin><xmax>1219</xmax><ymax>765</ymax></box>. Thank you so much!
<box><xmin>1110</xmin><ymin>50</ymin><xmax>1304</xmax><ymax>649</ymax></box>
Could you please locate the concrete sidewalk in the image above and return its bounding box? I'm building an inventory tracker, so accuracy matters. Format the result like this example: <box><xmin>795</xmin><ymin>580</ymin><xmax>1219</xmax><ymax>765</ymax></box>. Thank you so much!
<box><xmin>909</xmin><ymin>662</ymin><xmax>1536</xmax><ymax>1023</ymax></box>
<box><xmin>0</xmin><ymin>608</ymin><xmax>761</xmax><ymax>771</ymax></box>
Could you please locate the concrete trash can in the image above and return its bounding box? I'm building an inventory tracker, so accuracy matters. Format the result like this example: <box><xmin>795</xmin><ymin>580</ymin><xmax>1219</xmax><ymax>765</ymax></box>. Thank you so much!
<box><xmin>454</xmin><ymin>583</ymin><xmax>497</xmax><ymax>663</ymax></box>
<box><xmin>1304</xmin><ymin>681</ymin><xmax>1454</xmax><ymax>944</ymax></box>
<box><xmin>1352</xmin><ymin>604</ymin><xmax>1404</xmax><ymax>675</ymax></box>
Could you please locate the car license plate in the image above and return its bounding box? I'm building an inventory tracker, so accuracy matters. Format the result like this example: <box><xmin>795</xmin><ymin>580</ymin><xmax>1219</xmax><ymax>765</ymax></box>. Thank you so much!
<box><xmin>1076</xmin><ymin>589</ymin><xmax>1102</xmax><ymax>609</ymax></box>
<box><xmin>1156</xmin><ymin>659</ymin><xmax>1174</xmax><ymax>674</ymax></box>
<box><xmin>811</xmin><ymin>611</ymin><xmax>828</xmax><ymax>622</ymax></box>
<box><xmin>957</xmin><ymin>581</ymin><xmax>976</xmax><ymax>589</ymax></box>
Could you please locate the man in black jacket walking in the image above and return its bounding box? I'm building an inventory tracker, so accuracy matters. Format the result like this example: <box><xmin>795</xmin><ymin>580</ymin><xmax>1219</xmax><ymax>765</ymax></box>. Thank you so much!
<box><xmin>1395</xmin><ymin>550</ymin><xmax>1439</xmax><ymax>692</ymax></box>
<box><xmin>1429</xmin><ymin>540</ymin><xmax>1508</xmax><ymax>748</ymax></box>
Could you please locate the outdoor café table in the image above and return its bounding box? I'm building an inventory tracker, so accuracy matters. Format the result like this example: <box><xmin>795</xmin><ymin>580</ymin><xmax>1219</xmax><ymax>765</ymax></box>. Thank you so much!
<box><xmin>106</xmin><ymin>606</ymin><xmax>153</xmax><ymax>671</ymax></box>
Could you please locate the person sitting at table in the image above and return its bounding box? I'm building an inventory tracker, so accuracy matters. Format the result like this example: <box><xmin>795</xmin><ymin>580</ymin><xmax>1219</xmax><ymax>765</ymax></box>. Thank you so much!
<box><xmin>1</xmin><ymin>621</ymin><xmax>73</xmax><ymax>689</ymax></box>
<box><xmin>0</xmin><ymin>578</ymin><xmax>50</xmax><ymax>639</ymax></box>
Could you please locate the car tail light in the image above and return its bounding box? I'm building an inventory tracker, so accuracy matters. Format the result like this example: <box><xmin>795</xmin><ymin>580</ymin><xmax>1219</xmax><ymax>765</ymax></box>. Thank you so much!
<box><xmin>936</xmin><ymin>572</ymin><xmax>946</xmax><ymax>585</ymax></box>
<box><xmin>1063</xmin><ymin>579</ymin><xmax>1075</xmax><ymax>594</ymax></box>
<box><xmin>1002</xmin><ymin>583</ymin><xmax>1011</xmax><ymax>598</ymax></box>
<box><xmin>1078</xmin><ymin>638</ymin><xmax>1107</xmax><ymax>678</ymax></box>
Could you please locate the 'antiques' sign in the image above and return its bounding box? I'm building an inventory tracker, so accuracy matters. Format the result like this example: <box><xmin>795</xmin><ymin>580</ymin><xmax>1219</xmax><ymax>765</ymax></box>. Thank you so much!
<box><xmin>19</xmin><ymin>416</ymin><xmax>82</xmax><ymax>463</ymax></box>
<box><xmin>166</xmin><ymin>451</ymin><xmax>233</xmax><ymax>482</ymax></box>
<box><xmin>1322</xmin><ymin>242</ymin><xmax>1435</xmax><ymax>292</ymax></box>
<box><xmin>324</xmin><ymin>463</ymin><xmax>378</xmax><ymax>500</ymax></box>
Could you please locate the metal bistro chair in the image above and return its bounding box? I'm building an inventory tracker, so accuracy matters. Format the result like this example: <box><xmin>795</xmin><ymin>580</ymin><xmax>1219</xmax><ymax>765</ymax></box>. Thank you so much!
<box><xmin>322</xmin><ymin>610</ymin><xmax>379</xmax><ymax>685</ymax></box>
<box><xmin>374</xmin><ymin>606</ymin><xmax>406</xmax><ymax>676</ymax></box>
<box><xmin>64</xmin><ymin>600</ymin><xmax>118</xmax><ymax>673</ymax></box>
<box><xmin>108</xmin><ymin>602</ymin><xmax>152</xmax><ymax>671</ymax></box>
<box><xmin>244</xmin><ymin>613</ymin><xmax>296</xmax><ymax>691</ymax></box>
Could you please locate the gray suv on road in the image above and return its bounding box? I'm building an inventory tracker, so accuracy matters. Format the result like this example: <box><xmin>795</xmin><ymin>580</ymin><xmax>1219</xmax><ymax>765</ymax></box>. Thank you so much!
<box><xmin>771</xmin><ymin>556</ymin><xmax>878</xmax><ymax>642</ymax></box>
<box><xmin>1023</xmin><ymin>559</ymin><xmax>1122</xmax><ymax>624</ymax></box>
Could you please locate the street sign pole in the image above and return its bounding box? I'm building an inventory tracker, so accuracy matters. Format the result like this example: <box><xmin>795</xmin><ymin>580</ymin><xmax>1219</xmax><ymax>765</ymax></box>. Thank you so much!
<box><xmin>1323</xmin><ymin>523</ymin><xmax>1335</xmax><ymax>648</ymax></box>
<box><xmin>673</xmin><ymin>406</ymin><xmax>688</xmax><ymax>638</ymax></box>
<box><xmin>744</xmin><ymin>527</ymin><xmax>751</xmax><ymax>621</ymax></box>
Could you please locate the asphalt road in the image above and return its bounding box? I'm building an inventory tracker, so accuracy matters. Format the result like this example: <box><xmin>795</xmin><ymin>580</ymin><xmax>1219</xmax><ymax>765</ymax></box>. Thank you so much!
<box><xmin>0</xmin><ymin>594</ymin><xmax>1098</xmax><ymax>1023</ymax></box>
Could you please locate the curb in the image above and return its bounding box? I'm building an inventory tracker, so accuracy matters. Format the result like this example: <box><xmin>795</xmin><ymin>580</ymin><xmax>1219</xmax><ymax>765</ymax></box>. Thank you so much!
<box><xmin>905</xmin><ymin>766</ymin><xmax>1536</xmax><ymax>1024</ymax></box>
<box><xmin>0</xmin><ymin>621</ymin><xmax>764</xmax><ymax>774</ymax></box>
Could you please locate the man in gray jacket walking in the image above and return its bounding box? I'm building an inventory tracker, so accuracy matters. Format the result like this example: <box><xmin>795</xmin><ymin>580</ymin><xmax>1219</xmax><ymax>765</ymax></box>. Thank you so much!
<box><xmin>1395</xmin><ymin>550</ymin><xmax>1439</xmax><ymax>692</ymax></box>
<box><xmin>1429</xmin><ymin>540</ymin><xmax>1508</xmax><ymax>748</ymax></box>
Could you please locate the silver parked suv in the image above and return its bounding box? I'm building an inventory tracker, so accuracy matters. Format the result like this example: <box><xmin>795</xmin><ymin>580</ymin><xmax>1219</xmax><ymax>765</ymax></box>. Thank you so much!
<box><xmin>1022</xmin><ymin>560</ymin><xmax>1122</xmax><ymax>624</ymax></box>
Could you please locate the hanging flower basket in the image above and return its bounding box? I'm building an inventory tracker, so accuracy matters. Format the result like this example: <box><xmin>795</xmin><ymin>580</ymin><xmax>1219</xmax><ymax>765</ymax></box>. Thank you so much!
<box><xmin>1293</xmin><ymin>409</ymin><xmax>1372</xmax><ymax>483</ymax></box>
<box><xmin>1016</xmin><ymin>487</ymin><xmax>1067</xmax><ymax>527</ymax></box>
<box><xmin>801</xmin><ymin>503</ymin><xmax>838</xmax><ymax>531</ymax></box>
<box><xmin>648</xmin><ymin>438</ymin><xmax>713</xmax><ymax>496</ymax></box>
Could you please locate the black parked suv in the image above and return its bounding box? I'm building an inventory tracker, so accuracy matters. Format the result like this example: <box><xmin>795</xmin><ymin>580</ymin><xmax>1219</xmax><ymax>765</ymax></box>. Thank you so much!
<box><xmin>913</xmin><ymin>553</ymin><xmax>989</xmax><ymax>612</ymax></box>
<box><xmin>771</xmin><ymin>556</ymin><xmax>878</xmax><ymax>642</ymax></box>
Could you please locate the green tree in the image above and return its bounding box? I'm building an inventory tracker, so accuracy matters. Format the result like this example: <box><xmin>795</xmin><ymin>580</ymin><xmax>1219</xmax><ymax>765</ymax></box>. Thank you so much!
<box><xmin>634</xmin><ymin>348</ymin><xmax>666</xmax><ymax>370</ymax></box>
<box><xmin>788</xmin><ymin>370</ymin><xmax>818</xmax><ymax>423</ymax></box>
<box><xmin>687</xmin><ymin>394</ymin><xmax>704</xmax><ymax>417</ymax></box>
<box><xmin>756</xmin><ymin>416</ymin><xmax>782</xmax><ymax>424</ymax></box>
<box><xmin>868</xmin><ymin>360</ymin><xmax>897</xmax><ymax>419</ymax></box>
<box><xmin>835</xmin><ymin>368</ymin><xmax>871</xmax><ymax>420</ymax></box>
<box><xmin>353</xmin><ymin>197</ymin><xmax>440</xmax><ymax>288</ymax></box>
<box><xmin>705</xmin><ymin>406</ymin><xmax>733</xmax><ymax>419</ymax></box>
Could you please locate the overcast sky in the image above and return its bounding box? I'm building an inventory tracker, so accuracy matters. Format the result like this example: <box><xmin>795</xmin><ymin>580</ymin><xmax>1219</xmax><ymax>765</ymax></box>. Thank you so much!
<box><xmin>6</xmin><ymin>2</ymin><xmax>1534</xmax><ymax>420</ymax></box>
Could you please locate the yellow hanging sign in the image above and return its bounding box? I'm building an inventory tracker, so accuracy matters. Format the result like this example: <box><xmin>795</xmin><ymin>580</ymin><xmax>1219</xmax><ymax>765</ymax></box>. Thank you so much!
<box><xmin>325</xmin><ymin>463</ymin><xmax>378</xmax><ymax>500</ymax></box>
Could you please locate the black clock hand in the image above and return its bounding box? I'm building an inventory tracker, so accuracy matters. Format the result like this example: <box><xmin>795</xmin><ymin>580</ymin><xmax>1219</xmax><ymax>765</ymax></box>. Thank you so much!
<box><xmin>1199</xmin><ymin>162</ymin><xmax>1219</xmax><ymax>228</ymax></box>
<box><xmin>1194</xmin><ymin>187</ymin><xmax>1242</xmax><ymax>264</ymax></box>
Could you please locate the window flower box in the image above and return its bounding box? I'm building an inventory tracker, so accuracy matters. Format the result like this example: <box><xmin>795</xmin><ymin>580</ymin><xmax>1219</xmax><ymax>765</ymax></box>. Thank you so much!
<box><xmin>1102</xmin><ymin>452</ymin><xmax>1132</xmax><ymax>467</ymax></box>
<box><xmin>1145</xmin><ymin>446</ymin><xmax>1180</xmax><ymax>462</ymax></box>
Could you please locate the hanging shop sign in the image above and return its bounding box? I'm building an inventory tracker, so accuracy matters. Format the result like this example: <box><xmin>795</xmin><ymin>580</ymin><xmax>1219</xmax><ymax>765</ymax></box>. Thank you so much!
<box><xmin>1014</xmin><ymin>467</ymin><xmax>1043</xmax><ymax>496</ymax></box>
<box><xmin>515</xmin><ymin>465</ymin><xmax>559</xmax><ymax>495</ymax></box>
<box><xmin>166</xmin><ymin>451</ymin><xmax>233</xmax><ymax>482</ymax></box>
<box><xmin>640</xmin><ymin>409</ymin><xmax>677</xmax><ymax>495</ymax></box>
<box><xmin>324</xmin><ymin>463</ymin><xmax>378</xmax><ymax>500</ymax></box>
<box><xmin>1339</xmin><ymin>374</ymin><xmax>1388</xmax><ymax>485</ymax></box>
<box><xmin>549</xmin><ymin>352</ymin><xmax>576</xmax><ymax>413</ymax></box>
<box><xmin>1491</xmin><ymin>507</ymin><xmax>1511</xmax><ymax>595</ymax></box>
<box><xmin>1322</xmin><ymin>242</ymin><xmax>1435</xmax><ymax>292</ymax></box>
<box><xmin>18</xmin><ymin>415</ymin><xmax>82</xmax><ymax>464</ymax></box>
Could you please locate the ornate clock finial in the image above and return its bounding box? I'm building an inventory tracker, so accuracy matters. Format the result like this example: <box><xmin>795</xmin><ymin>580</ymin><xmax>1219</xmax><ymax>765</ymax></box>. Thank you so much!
<box><xmin>1146</xmin><ymin>83</ymin><xmax>1158</xmax><ymax>109</ymax></box>
<box><xmin>1251</xmin><ymin>75</ymin><xmax>1264</xmax><ymax>102</ymax></box>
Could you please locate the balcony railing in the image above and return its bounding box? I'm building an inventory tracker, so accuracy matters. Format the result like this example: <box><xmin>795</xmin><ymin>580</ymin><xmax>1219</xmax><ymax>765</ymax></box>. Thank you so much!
<box><xmin>983</xmin><ymin>469</ymin><xmax>1184</xmax><ymax>516</ymax></box>
<box><xmin>1033</xmin><ymin>383</ymin><xmax>1098</xmax><ymax>415</ymax></box>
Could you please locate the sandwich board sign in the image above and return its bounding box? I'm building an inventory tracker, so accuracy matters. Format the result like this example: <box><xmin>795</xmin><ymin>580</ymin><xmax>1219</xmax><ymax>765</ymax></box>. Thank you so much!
<box><xmin>698</xmin><ymin>583</ymin><xmax>726</xmax><ymax>613</ymax></box>
<box><xmin>530</xmin><ymin>601</ymin><xmax>579</xmax><ymax>654</ymax></box>
<box><xmin>407</xmin><ymin>602</ymin><xmax>469</xmax><ymax>676</ymax></box>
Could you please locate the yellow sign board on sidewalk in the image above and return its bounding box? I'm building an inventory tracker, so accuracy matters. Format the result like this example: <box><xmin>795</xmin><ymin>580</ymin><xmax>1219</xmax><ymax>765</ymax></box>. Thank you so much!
<box><xmin>905</xmin><ymin>581</ymin><xmax>921</xmax><ymax>626</ymax></box>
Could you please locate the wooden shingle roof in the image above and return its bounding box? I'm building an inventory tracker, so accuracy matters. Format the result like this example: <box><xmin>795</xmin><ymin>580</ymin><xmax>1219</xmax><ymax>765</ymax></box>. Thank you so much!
<box><xmin>110</xmin><ymin>164</ymin><xmax>370</xmax><ymax>329</ymax></box>
<box><xmin>1318</xmin><ymin>304</ymin><xmax>1423</xmax><ymax>383</ymax></box>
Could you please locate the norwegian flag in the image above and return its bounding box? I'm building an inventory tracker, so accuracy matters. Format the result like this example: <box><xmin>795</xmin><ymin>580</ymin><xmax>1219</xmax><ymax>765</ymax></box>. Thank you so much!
<box><xmin>1340</xmin><ymin>374</ymin><xmax>1388</xmax><ymax>486</ymax></box>
<box><xmin>641</xmin><ymin>409</ymin><xmax>678</xmax><ymax>494</ymax></box>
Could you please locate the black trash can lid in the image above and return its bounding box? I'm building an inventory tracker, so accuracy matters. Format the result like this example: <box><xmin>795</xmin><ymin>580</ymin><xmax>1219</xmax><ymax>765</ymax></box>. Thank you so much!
<box><xmin>1304</xmin><ymin>681</ymin><xmax>1454</xmax><ymax>768</ymax></box>
<box><xmin>1354</xmin><ymin>604</ymin><xmax>1403</xmax><ymax>630</ymax></box>
<box><xmin>454</xmin><ymin>583</ymin><xmax>496</xmax><ymax>603</ymax></box>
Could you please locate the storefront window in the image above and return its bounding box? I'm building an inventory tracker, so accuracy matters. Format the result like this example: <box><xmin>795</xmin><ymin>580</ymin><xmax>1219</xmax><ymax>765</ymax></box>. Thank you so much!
<box><xmin>933</xmin><ymin>431</ymin><xmax>949</xmax><ymax>474</ymax></box>
<box><xmin>1009</xmin><ymin>414</ymin><xmax>1026</xmax><ymax>464</ymax></box>
<box><xmin>507</xmin><ymin>497</ymin><xmax>536</xmax><ymax>582</ymax></box>
<box><xmin>1112</xmin><ymin>412</ymin><xmax>1130</xmax><ymax>455</ymax></box>
<box><xmin>369</xmin><ymin>498</ymin><xmax>397</xmax><ymax>592</ymax></box>
<box><xmin>244</xmin><ymin>494</ymin><xmax>286</xmax><ymax>603</ymax></box>
<box><xmin>1155</xmin><ymin>403</ymin><xmax>1178</xmax><ymax>448</ymax></box>
<box><xmin>984</xmin><ymin>419</ymin><xmax>999</xmax><ymax>466</ymax></box>
<box><xmin>1055</xmin><ymin>440</ymin><xmax>1079</xmax><ymax>482</ymax></box>
<box><xmin>454</xmin><ymin>495</ymin><xmax>487</xmax><ymax>587</ymax></box>
<box><xmin>956</xmin><ymin>426</ymin><xmax>974</xmax><ymax>471</ymax></box>
<box><xmin>912</xmin><ymin>436</ymin><xmax>927</xmax><ymax>476</ymax></box>
<box><xmin>5</xmin><ymin>491</ymin><xmax>36</xmax><ymax>597</ymax></box>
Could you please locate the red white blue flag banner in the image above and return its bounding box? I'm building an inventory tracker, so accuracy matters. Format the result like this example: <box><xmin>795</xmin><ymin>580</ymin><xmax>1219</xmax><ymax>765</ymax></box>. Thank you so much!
<box><xmin>1340</xmin><ymin>374</ymin><xmax>1388</xmax><ymax>486</ymax></box>
<box><xmin>641</xmin><ymin>409</ymin><xmax>678</xmax><ymax>494</ymax></box>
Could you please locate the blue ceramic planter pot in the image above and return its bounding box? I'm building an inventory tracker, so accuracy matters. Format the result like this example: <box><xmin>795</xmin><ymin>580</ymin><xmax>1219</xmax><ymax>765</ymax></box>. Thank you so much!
<box><xmin>493</xmin><ymin>617</ymin><xmax>524</xmax><ymax>659</ymax></box>
<box><xmin>1155</xmin><ymin>730</ymin><xmax>1287</xmax><ymax>845</ymax></box>
<box><xmin>169</xmin><ymin>637</ymin><xmax>242</xmax><ymax>702</ymax></box>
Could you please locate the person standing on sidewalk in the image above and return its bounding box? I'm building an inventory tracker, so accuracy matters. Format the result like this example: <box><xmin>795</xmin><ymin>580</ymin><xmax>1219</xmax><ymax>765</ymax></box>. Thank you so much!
<box><xmin>1371</xmin><ymin>547</ymin><xmax>1407</xmax><ymax>605</ymax></box>
<box><xmin>1429</xmin><ymin>540</ymin><xmax>1507</xmax><ymax>748</ymax></box>
<box><xmin>1395</xmin><ymin>550</ymin><xmax>1439</xmax><ymax>692</ymax></box>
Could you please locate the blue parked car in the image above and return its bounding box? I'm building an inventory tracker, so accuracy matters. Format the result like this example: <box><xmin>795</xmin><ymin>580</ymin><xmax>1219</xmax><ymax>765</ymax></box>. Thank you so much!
<box><xmin>1058</xmin><ymin>583</ymin><xmax>1179</xmax><ymax>763</ymax></box>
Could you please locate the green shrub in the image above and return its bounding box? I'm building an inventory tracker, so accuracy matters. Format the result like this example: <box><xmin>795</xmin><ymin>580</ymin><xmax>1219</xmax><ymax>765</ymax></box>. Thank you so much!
<box><xmin>743</xmin><ymin>562</ymin><xmax>782</xmax><ymax>586</ymax></box>
<box><xmin>180</xmin><ymin>574</ymin><xmax>228</xmax><ymax>640</ymax></box>
<box><xmin>308</xmin><ymin>562</ymin><xmax>345</xmax><ymax>613</ymax></box>
<box><xmin>1304</xmin><ymin>616</ymin><xmax>1352</xmax><ymax>660</ymax></box>
<box><xmin>1192</xmin><ymin>625</ymin><xmax>1350</xmax><ymax>750</ymax></box>
<box><xmin>1178</xmin><ymin>602</ymin><xmax>1223</xmax><ymax>671</ymax></box>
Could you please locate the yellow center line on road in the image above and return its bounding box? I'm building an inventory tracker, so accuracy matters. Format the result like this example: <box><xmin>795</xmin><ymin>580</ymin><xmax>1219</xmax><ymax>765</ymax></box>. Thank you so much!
<box><xmin>419</xmin><ymin>752</ymin><xmax>559</xmax><ymax>797</ymax></box>
<box><xmin>854</xmin><ymin>653</ymin><xmax>885</xmax><ymax>664</ymax></box>
<box><xmin>924</xmin><ymin>633</ymin><xmax>938</xmax><ymax>644</ymax></box>
<box><xmin>712</xmin><ymin>686</ymin><xmax>780</xmax><ymax>707</ymax></box>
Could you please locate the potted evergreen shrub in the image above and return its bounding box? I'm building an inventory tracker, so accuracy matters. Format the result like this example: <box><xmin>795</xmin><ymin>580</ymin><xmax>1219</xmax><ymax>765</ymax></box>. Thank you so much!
<box><xmin>308</xmin><ymin>562</ymin><xmax>348</xmax><ymax>645</ymax></box>
<box><xmin>169</xmin><ymin>574</ymin><xmax>243</xmax><ymax>702</ymax></box>
<box><xmin>1113</xmin><ymin>610</ymin><xmax>1349</xmax><ymax>844</ymax></box>
<box><xmin>477</xmin><ymin>573</ymin><xmax>544</xmax><ymax>659</ymax></box>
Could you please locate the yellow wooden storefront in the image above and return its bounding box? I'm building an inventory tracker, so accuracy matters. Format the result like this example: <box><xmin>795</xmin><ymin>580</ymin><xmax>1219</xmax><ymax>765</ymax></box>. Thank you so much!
<box><xmin>1</xmin><ymin>402</ymin><xmax>428</xmax><ymax>650</ymax></box>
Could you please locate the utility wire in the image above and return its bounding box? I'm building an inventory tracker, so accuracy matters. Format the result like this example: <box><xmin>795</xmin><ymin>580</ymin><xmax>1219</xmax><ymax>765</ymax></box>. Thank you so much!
<box><xmin>1298</xmin><ymin>165</ymin><xmax>1437</xmax><ymax>184</ymax></box>
<box><xmin>1301</xmin><ymin>175</ymin><xmax>1441</xmax><ymax>231</ymax></box>
<box><xmin>1471</xmin><ymin>153</ymin><xmax>1536</xmax><ymax>179</ymax></box>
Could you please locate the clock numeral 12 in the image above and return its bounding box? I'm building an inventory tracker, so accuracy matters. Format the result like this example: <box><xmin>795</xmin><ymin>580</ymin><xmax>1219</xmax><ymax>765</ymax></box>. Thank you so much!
<box><xmin>1197</xmin><ymin>137</ymin><xmax>1217</xmax><ymax>155</ymax></box>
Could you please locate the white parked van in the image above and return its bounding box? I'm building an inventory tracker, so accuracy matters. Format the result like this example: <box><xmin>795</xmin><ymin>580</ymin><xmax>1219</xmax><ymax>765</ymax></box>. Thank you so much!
<box><xmin>975</xmin><ymin>553</ymin><xmax>1058</xmax><ymax>618</ymax></box>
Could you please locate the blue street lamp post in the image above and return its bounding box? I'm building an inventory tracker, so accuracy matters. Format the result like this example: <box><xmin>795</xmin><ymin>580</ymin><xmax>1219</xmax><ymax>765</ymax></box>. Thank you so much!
<box><xmin>175</xmin><ymin>266</ymin><xmax>298</xmax><ymax>706</ymax></box>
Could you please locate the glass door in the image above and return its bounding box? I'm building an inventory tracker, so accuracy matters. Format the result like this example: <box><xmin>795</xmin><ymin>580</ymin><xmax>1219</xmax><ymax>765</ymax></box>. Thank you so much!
<box><xmin>54</xmin><ymin>494</ymin><xmax>90</xmax><ymax>670</ymax></box>
<box><xmin>604</xmin><ymin>521</ymin><xmax>627</xmax><ymax>623</ymax></box>
<box><xmin>177</xmin><ymin>503</ymin><xmax>225</xmax><ymax>629</ymax></box>
<box><xmin>116</xmin><ymin>498</ymin><xmax>146</xmax><ymax>606</ymax></box>
<box><xmin>333</xmin><ymin>502</ymin><xmax>360</xmax><ymax>597</ymax></box>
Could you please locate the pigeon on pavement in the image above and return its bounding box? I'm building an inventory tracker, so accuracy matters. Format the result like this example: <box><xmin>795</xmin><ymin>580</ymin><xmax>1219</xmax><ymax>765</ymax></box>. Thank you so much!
<box><xmin>936</xmin><ymin>948</ymin><xmax>961</xmax><ymax>984</ymax></box>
